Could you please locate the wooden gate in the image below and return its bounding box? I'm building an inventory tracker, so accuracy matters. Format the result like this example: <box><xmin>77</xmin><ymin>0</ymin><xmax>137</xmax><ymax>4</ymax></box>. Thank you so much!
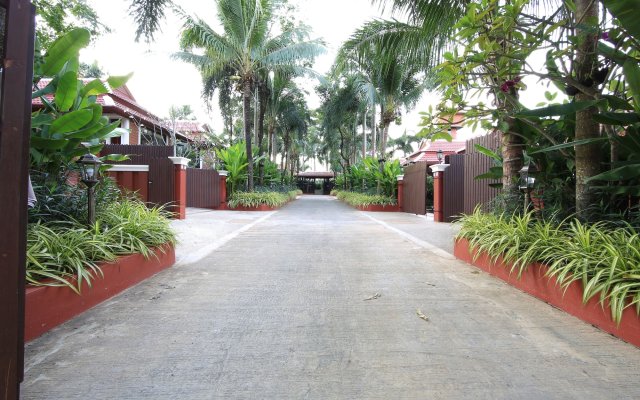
<box><xmin>463</xmin><ymin>133</ymin><xmax>501</xmax><ymax>214</ymax></box>
<box><xmin>0</xmin><ymin>1</ymin><xmax>35</xmax><ymax>397</ymax></box>
<box><xmin>148</xmin><ymin>157</ymin><xmax>175</xmax><ymax>206</ymax></box>
<box><xmin>101</xmin><ymin>145</ymin><xmax>175</xmax><ymax>207</ymax></box>
<box><xmin>187</xmin><ymin>168</ymin><xmax>221</xmax><ymax>209</ymax></box>
<box><xmin>403</xmin><ymin>162</ymin><xmax>428</xmax><ymax>215</ymax></box>
<box><xmin>443</xmin><ymin>154</ymin><xmax>465</xmax><ymax>222</ymax></box>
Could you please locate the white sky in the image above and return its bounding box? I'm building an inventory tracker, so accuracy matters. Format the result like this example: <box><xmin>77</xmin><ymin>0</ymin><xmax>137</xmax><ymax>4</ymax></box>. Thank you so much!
<box><xmin>80</xmin><ymin>0</ymin><xmax>556</xmax><ymax>143</ymax></box>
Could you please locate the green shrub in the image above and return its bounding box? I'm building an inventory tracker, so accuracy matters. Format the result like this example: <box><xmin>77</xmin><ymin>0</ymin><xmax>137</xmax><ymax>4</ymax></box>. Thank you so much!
<box><xmin>457</xmin><ymin>209</ymin><xmax>640</xmax><ymax>324</ymax></box>
<box><xmin>228</xmin><ymin>191</ymin><xmax>290</xmax><ymax>208</ymax></box>
<box><xmin>334</xmin><ymin>190</ymin><xmax>396</xmax><ymax>207</ymax></box>
<box><xmin>26</xmin><ymin>198</ymin><xmax>176</xmax><ymax>293</ymax></box>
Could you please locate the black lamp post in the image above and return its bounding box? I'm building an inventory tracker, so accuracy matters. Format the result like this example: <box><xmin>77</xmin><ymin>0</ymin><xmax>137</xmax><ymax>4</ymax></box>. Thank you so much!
<box><xmin>519</xmin><ymin>163</ymin><xmax>537</xmax><ymax>211</ymax></box>
<box><xmin>436</xmin><ymin>149</ymin><xmax>444</xmax><ymax>164</ymax></box>
<box><xmin>77</xmin><ymin>152</ymin><xmax>102</xmax><ymax>226</ymax></box>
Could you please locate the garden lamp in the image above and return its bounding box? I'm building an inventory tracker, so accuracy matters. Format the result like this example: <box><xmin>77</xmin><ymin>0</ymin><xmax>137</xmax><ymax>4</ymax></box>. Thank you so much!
<box><xmin>77</xmin><ymin>152</ymin><xmax>102</xmax><ymax>227</ymax></box>
<box><xmin>518</xmin><ymin>163</ymin><xmax>537</xmax><ymax>210</ymax></box>
<box><xmin>436</xmin><ymin>149</ymin><xmax>444</xmax><ymax>164</ymax></box>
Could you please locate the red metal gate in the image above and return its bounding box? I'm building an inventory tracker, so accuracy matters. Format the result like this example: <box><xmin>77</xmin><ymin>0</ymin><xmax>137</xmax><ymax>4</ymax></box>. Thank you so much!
<box><xmin>403</xmin><ymin>162</ymin><xmax>428</xmax><ymax>215</ymax></box>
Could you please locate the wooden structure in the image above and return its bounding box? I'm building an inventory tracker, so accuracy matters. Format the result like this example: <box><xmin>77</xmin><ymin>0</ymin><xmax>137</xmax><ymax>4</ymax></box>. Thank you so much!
<box><xmin>0</xmin><ymin>1</ymin><xmax>35</xmax><ymax>398</ymax></box>
<box><xmin>402</xmin><ymin>162</ymin><xmax>428</xmax><ymax>215</ymax></box>
<box><xmin>296</xmin><ymin>171</ymin><xmax>335</xmax><ymax>195</ymax></box>
<box><xmin>401</xmin><ymin>131</ymin><xmax>501</xmax><ymax>220</ymax></box>
<box><xmin>442</xmin><ymin>154</ymin><xmax>465</xmax><ymax>222</ymax></box>
<box><xmin>186</xmin><ymin>168</ymin><xmax>221</xmax><ymax>209</ymax></box>
<box><xmin>101</xmin><ymin>145</ymin><xmax>175</xmax><ymax>206</ymax></box>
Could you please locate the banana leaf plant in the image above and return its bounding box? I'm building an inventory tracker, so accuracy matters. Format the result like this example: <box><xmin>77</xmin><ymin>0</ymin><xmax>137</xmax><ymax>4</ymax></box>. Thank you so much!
<box><xmin>31</xmin><ymin>28</ymin><xmax>131</xmax><ymax>183</ymax></box>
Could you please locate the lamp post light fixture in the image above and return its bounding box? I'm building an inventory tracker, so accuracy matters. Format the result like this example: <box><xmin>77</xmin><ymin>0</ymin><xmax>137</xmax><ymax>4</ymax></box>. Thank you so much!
<box><xmin>77</xmin><ymin>152</ymin><xmax>102</xmax><ymax>226</ymax></box>
<box><xmin>518</xmin><ymin>162</ymin><xmax>538</xmax><ymax>211</ymax></box>
<box><xmin>436</xmin><ymin>149</ymin><xmax>444</xmax><ymax>164</ymax></box>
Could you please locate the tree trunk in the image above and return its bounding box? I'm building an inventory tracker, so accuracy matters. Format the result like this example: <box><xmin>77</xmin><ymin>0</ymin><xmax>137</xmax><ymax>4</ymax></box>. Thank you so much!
<box><xmin>381</xmin><ymin>120</ymin><xmax>391</xmax><ymax>160</ymax></box>
<box><xmin>258</xmin><ymin>85</ymin><xmax>268</xmax><ymax>185</ymax></box>
<box><xmin>243</xmin><ymin>80</ymin><xmax>254</xmax><ymax>192</ymax></box>
<box><xmin>362</xmin><ymin>109</ymin><xmax>367</xmax><ymax>160</ymax></box>
<box><xmin>501</xmin><ymin>119</ymin><xmax>524</xmax><ymax>194</ymax></box>
<box><xmin>371</xmin><ymin>106</ymin><xmax>377</xmax><ymax>157</ymax></box>
<box><xmin>574</xmin><ymin>0</ymin><xmax>600</xmax><ymax>216</ymax></box>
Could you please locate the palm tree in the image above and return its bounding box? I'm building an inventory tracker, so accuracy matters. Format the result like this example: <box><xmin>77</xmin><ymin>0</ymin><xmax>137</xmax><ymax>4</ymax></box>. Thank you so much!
<box><xmin>339</xmin><ymin>33</ymin><xmax>425</xmax><ymax>159</ymax></box>
<box><xmin>174</xmin><ymin>0</ymin><xmax>323</xmax><ymax>190</ymax></box>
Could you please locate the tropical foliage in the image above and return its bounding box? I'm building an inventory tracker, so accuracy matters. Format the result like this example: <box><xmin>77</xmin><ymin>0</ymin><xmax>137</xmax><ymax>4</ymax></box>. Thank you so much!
<box><xmin>174</xmin><ymin>0</ymin><xmax>324</xmax><ymax>191</ymax></box>
<box><xmin>27</xmin><ymin>198</ymin><xmax>175</xmax><ymax>293</ymax></box>
<box><xmin>31</xmin><ymin>28</ymin><xmax>130</xmax><ymax>186</ymax></box>
<box><xmin>334</xmin><ymin>190</ymin><xmax>397</xmax><ymax>207</ymax></box>
<box><xmin>458</xmin><ymin>209</ymin><xmax>640</xmax><ymax>325</ymax></box>
<box><xmin>227</xmin><ymin>190</ymin><xmax>298</xmax><ymax>209</ymax></box>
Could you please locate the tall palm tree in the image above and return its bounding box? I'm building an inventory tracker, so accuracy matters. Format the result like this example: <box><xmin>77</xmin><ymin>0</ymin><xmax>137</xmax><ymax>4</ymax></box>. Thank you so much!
<box><xmin>339</xmin><ymin>33</ymin><xmax>425</xmax><ymax>159</ymax></box>
<box><xmin>174</xmin><ymin>0</ymin><xmax>323</xmax><ymax>190</ymax></box>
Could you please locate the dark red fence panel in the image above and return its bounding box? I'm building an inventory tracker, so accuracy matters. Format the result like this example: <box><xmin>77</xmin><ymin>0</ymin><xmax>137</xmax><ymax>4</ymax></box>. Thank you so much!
<box><xmin>443</xmin><ymin>154</ymin><xmax>465</xmax><ymax>222</ymax></box>
<box><xmin>148</xmin><ymin>157</ymin><xmax>174</xmax><ymax>206</ymax></box>
<box><xmin>403</xmin><ymin>162</ymin><xmax>428</xmax><ymax>215</ymax></box>
<box><xmin>101</xmin><ymin>145</ymin><xmax>175</xmax><ymax>207</ymax></box>
<box><xmin>187</xmin><ymin>168</ymin><xmax>221</xmax><ymax>209</ymax></box>
<box><xmin>463</xmin><ymin>132</ymin><xmax>501</xmax><ymax>214</ymax></box>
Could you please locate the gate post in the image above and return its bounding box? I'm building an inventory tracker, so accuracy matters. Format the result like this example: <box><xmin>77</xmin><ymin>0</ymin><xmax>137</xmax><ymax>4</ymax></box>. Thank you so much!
<box><xmin>396</xmin><ymin>175</ymin><xmax>404</xmax><ymax>211</ymax></box>
<box><xmin>218</xmin><ymin>170</ymin><xmax>228</xmax><ymax>209</ymax></box>
<box><xmin>169</xmin><ymin>157</ymin><xmax>189</xmax><ymax>219</ymax></box>
<box><xmin>430</xmin><ymin>164</ymin><xmax>450</xmax><ymax>222</ymax></box>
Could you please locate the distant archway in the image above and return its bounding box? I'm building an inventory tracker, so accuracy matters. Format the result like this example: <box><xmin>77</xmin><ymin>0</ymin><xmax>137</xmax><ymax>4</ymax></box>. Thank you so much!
<box><xmin>296</xmin><ymin>171</ymin><xmax>335</xmax><ymax>195</ymax></box>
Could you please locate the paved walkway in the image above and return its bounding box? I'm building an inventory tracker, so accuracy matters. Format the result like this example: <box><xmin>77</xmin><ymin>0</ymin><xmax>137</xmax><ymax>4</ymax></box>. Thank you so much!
<box><xmin>22</xmin><ymin>196</ymin><xmax>640</xmax><ymax>399</ymax></box>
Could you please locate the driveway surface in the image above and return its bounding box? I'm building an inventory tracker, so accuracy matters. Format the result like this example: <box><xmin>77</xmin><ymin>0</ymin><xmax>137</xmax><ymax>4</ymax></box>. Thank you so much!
<box><xmin>22</xmin><ymin>196</ymin><xmax>640</xmax><ymax>399</ymax></box>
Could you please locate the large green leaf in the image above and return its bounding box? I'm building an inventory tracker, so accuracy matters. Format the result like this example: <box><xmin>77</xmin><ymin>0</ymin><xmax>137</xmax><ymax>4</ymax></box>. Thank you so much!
<box><xmin>80</xmin><ymin>79</ymin><xmax>109</xmax><ymax>99</ymax></box>
<box><xmin>474</xmin><ymin>144</ymin><xmax>502</xmax><ymax>163</ymax></box>
<box><xmin>587</xmin><ymin>164</ymin><xmax>640</xmax><ymax>182</ymax></box>
<box><xmin>593</xmin><ymin>112</ymin><xmax>640</xmax><ymax>125</ymax></box>
<box><xmin>517</xmin><ymin>100</ymin><xmax>603</xmax><ymax>118</ymax></box>
<box><xmin>603</xmin><ymin>0</ymin><xmax>640</xmax><ymax>40</ymax></box>
<box><xmin>107</xmin><ymin>73</ymin><xmax>134</xmax><ymax>90</ymax></box>
<box><xmin>529</xmin><ymin>137</ymin><xmax>609</xmax><ymax>154</ymax></box>
<box><xmin>29</xmin><ymin>136</ymin><xmax>68</xmax><ymax>150</ymax></box>
<box><xmin>49</xmin><ymin>110</ymin><xmax>93</xmax><ymax>135</ymax></box>
<box><xmin>602</xmin><ymin>94</ymin><xmax>634</xmax><ymax>111</ymax></box>
<box><xmin>54</xmin><ymin>71</ymin><xmax>79</xmax><ymax>112</ymax></box>
<box><xmin>623</xmin><ymin>59</ymin><xmax>640</xmax><ymax>112</ymax></box>
<box><xmin>42</xmin><ymin>29</ymin><xmax>90</xmax><ymax>77</ymax></box>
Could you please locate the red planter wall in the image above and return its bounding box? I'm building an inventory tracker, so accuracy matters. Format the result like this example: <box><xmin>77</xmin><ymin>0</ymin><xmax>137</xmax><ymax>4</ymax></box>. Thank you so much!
<box><xmin>25</xmin><ymin>244</ymin><xmax>175</xmax><ymax>342</ymax></box>
<box><xmin>454</xmin><ymin>238</ymin><xmax>640</xmax><ymax>348</ymax></box>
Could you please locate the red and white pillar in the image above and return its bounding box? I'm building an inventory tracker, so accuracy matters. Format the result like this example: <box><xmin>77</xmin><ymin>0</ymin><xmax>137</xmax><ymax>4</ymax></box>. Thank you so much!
<box><xmin>429</xmin><ymin>164</ymin><xmax>450</xmax><ymax>223</ymax></box>
<box><xmin>169</xmin><ymin>157</ymin><xmax>189</xmax><ymax>219</ymax></box>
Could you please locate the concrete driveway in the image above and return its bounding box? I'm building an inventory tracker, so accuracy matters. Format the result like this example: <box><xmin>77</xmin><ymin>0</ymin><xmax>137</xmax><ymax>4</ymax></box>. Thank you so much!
<box><xmin>22</xmin><ymin>196</ymin><xmax>640</xmax><ymax>399</ymax></box>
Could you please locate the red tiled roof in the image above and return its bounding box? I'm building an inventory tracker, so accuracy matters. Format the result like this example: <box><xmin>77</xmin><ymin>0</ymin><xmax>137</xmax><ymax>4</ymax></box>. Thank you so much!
<box><xmin>403</xmin><ymin>139</ymin><xmax>466</xmax><ymax>165</ymax></box>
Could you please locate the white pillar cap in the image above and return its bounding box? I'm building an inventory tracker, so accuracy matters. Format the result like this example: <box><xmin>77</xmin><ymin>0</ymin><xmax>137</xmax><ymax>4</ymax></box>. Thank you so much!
<box><xmin>429</xmin><ymin>164</ymin><xmax>450</xmax><ymax>173</ymax></box>
<box><xmin>168</xmin><ymin>157</ymin><xmax>190</xmax><ymax>166</ymax></box>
